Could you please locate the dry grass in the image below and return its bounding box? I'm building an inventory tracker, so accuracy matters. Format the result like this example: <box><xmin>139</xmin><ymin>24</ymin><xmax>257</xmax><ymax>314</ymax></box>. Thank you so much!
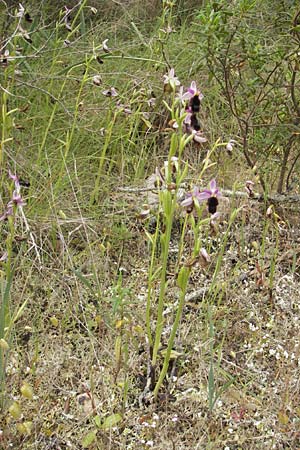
<box><xmin>2</xmin><ymin>190</ymin><xmax>300</xmax><ymax>449</ymax></box>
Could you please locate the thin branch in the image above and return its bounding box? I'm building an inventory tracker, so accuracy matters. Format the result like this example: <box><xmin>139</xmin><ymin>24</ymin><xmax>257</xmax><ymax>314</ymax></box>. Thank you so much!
<box><xmin>290</xmin><ymin>62</ymin><xmax>300</xmax><ymax>119</ymax></box>
<box><xmin>14</xmin><ymin>78</ymin><xmax>72</xmax><ymax>116</ymax></box>
<box><xmin>222</xmin><ymin>188</ymin><xmax>300</xmax><ymax>204</ymax></box>
<box><xmin>19</xmin><ymin>207</ymin><xmax>42</xmax><ymax>269</ymax></box>
<box><xmin>286</xmin><ymin>149</ymin><xmax>300</xmax><ymax>191</ymax></box>
<box><xmin>118</xmin><ymin>186</ymin><xmax>300</xmax><ymax>204</ymax></box>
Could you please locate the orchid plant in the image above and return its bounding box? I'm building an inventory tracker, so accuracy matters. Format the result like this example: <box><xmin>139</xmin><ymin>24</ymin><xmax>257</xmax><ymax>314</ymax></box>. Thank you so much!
<box><xmin>0</xmin><ymin>170</ymin><xmax>28</xmax><ymax>408</ymax></box>
<box><xmin>143</xmin><ymin>69</ymin><xmax>225</xmax><ymax>400</ymax></box>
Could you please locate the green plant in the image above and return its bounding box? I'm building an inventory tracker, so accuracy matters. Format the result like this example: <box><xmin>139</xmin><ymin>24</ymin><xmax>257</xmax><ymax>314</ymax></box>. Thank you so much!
<box><xmin>195</xmin><ymin>0</ymin><xmax>300</xmax><ymax>194</ymax></box>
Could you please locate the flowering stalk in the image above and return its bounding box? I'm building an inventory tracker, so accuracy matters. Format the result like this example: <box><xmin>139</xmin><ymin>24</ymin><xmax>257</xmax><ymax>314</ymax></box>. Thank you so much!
<box><xmin>150</xmin><ymin>73</ymin><xmax>188</xmax><ymax>368</ymax></box>
<box><xmin>147</xmin><ymin>69</ymin><xmax>204</xmax><ymax>396</ymax></box>
<box><xmin>0</xmin><ymin>171</ymin><xmax>26</xmax><ymax>409</ymax></box>
<box><xmin>144</xmin><ymin>68</ymin><xmax>236</xmax><ymax>401</ymax></box>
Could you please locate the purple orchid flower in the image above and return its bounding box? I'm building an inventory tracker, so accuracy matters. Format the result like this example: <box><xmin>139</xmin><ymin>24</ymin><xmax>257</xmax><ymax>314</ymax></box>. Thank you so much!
<box><xmin>92</xmin><ymin>75</ymin><xmax>102</xmax><ymax>86</ymax></box>
<box><xmin>197</xmin><ymin>179</ymin><xmax>220</xmax><ymax>200</ymax></box>
<box><xmin>8</xmin><ymin>190</ymin><xmax>26</xmax><ymax>208</ymax></box>
<box><xmin>183</xmin><ymin>107</ymin><xmax>192</xmax><ymax>126</ymax></box>
<box><xmin>245</xmin><ymin>180</ymin><xmax>255</xmax><ymax>197</ymax></box>
<box><xmin>197</xmin><ymin>179</ymin><xmax>221</xmax><ymax>214</ymax></box>
<box><xmin>181</xmin><ymin>180</ymin><xmax>221</xmax><ymax>214</ymax></box>
<box><xmin>8</xmin><ymin>170</ymin><xmax>20</xmax><ymax>188</ymax></box>
<box><xmin>176</xmin><ymin>82</ymin><xmax>204</xmax><ymax>106</ymax></box>
<box><xmin>200</xmin><ymin>247</ymin><xmax>211</xmax><ymax>264</ymax></box>
<box><xmin>0</xmin><ymin>171</ymin><xmax>26</xmax><ymax>221</ymax></box>
<box><xmin>102</xmin><ymin>87</ymin><xmax>118</xmax><ymax>97</ymax></box>
<box><xmin>181</xmin><ymin>186</ymin><xmax>201</xmax><ymax>210</ymax></box>
<box><xmin>102</xmin><ymin>39</ymin><xmax>110</xmax><ymax>53</ymax></box>
<box><xmin>187</xmin><ymin>81</ymin><xmax>204</xmax><ymax>100</ymax></box>
<box><xmin>182</xmin><ymin>108</ymin><xmax>202</xmax><ymax>135</ymax></box>
<box><xmin>184</xmin><ymin>81</ymin><xmax>204</xmax><ymax>113</ymax></box>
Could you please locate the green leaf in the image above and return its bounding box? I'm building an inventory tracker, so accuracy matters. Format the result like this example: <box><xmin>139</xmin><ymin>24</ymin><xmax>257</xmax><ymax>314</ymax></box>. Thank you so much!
<box><xmin>160</xmin><ymin>349</ymin><xmax>183</xmax><ymax>359</ymax></box>
<box><xmin>101</xmin><ymin>413</ymin><xmax>122</xmax><ymax>430</ymax></box>
<box><xmin>94</xmin><ymin>415</ymin><xmax>102</xmax><ymax>428</ymax></box>
<box><xmin>115</xmin><ymin>336</ymin><xmax>122</xmax><ymax>362</ymax></box>
<box><xmin>82</xmin><ymin>430</ymin><xmax>97</xmax><ymax>448</ymax></box>
<box><xmin>177</xmin><ymin>267</ymin><xmax>189</xmax><ymax>290</ymax></box>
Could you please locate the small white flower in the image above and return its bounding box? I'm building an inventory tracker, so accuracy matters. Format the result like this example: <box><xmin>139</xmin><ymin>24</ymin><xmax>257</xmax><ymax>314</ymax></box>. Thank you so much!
<box><xmin>226</xmin><ymin>139</ymin><xmax>236</xmax><ymax>152</ymax></box>
<box><xmin>102</xmin><ymin>39</ymin><xmax>110</xmax><ymax>53</ymax></box>
<box><xmin>102</xmin><ymin>87</ymin><xmax>118</xmax><ymax>97</ymax></box>
<box><xmin>171</xmin><ymin>120</ymin><xmax>179</xmax><ymax>129</ymax></box>
<box><xmin>16</xmin><ymin>3</ymin><xmax>25</xmax><ymax>18</ymax></box>
<box><xmin>147</xmin><ymin>97</ymin><xmax>156</xmax><ymax>107</ymax></box>
<box><xmin>200</xmin><ymin>247</ymin><xmax>211</xmax><ymax>263</ymax></box>
<box><xmin>163</xmin><ymin>68</ymin><xmax>180</xmax><ymax>90</ymax></box>
<box><xmin>245</xmin><ymin>180</ymin><xmax>255</xmax><ymax>197</ymax></box>
<box><xmin>92</xmin><ymin>75</ymin><xmax>102</xmax><ymax>86</ymax></box>
<box><xmin>192</xmin><ymin>130</ymin><xmax>207</xmax><ymax>143</ymax></box>
<box><xmin>176</xmin><ymin>86</ymin><xmax>191</xmax><ymax>104</ymax></box>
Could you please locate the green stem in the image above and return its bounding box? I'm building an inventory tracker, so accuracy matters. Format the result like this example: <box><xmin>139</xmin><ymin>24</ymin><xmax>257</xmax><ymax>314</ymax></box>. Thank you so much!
<box><xmin>153</xmin><ymin>265</ymin><xmax>190</xmax><ymax>397</ymax></box>
<box><xmin>0</xmin><ymin>213</ymin><xmax>15</xmax><ymax>410</ymax></box>
<box><xmin>90</xmin><ymin>110</ymin><xmax>118</xmax><ymax>205</ymax></box>
<box><xmin>145</xmin><ymin>213</ymin><xmax>161</xmax><ymax>347</ymax></box>
<box><xmin>151</xmin><ymin>191</ymin><xmax>176</xmax><ymax>366</ymax></box>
